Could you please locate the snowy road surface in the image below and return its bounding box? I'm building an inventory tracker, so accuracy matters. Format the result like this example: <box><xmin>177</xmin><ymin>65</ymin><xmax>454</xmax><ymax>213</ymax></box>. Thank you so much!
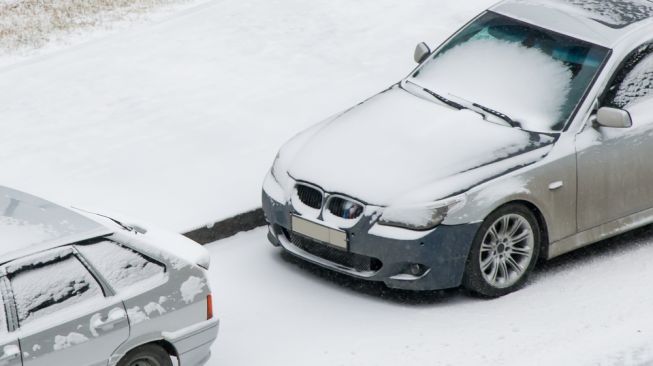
<box><xmin>0</xmin><ymin>0</ymin><xmax>494</xmax><ymax>232</ymax></box>
<box><xmin>207</xmin><ymin>227</ymin><xmax>653</xmax><ymax>366</ymax></box>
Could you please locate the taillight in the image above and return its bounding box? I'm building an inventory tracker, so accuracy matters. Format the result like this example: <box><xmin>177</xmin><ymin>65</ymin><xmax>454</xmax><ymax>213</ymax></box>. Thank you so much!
<box><xmin>207</xmin><ymin>294</ymin><xmax>214</xmax><ymax>320</ymax></box>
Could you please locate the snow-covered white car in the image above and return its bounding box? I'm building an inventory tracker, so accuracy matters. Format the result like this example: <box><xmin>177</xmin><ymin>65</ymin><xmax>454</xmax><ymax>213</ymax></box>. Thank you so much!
<box><xmin>262</xmin><ymin>0</ymin><xmax>653</xmax><ymax>297</ymax></box>
<box><xmin>0</xmin><ymin>186</ymin><xmax>218</xmax><ymax>366</ymax></box>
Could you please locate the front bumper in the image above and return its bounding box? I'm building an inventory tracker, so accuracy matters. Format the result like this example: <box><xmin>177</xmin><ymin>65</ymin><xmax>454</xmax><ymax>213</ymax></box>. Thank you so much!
<box><xmin>262</xmin><ymin>189</ymin><xmax>480</xmax><ymax>291</ymax></box>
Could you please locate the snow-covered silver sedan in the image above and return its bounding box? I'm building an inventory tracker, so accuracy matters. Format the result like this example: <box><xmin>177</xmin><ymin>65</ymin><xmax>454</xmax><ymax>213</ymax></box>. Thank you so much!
<box><xmin>0</xmin><ymin>186</ymin><xmax>218</xmax><ymax>366</ymax></box>
<box><xmin>263</xmin><ymin>0</ymin><xmax>653</xmax><ymax>297</ymax></box>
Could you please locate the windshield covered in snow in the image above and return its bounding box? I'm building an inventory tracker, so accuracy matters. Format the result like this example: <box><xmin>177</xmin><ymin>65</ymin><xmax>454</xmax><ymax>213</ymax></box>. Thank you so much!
<box><xmin>410</xmin><ymin>12</ymin><xmax>610</xmax><ymax>132</ymax></box>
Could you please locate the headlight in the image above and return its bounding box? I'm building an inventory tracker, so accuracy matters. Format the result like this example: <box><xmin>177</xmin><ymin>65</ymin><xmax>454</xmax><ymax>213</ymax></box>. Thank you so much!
<box><xmin>269</xmin><ymin>152</ymin><xmax>293</xmax><ymax>190</ymax></box>
<box><xmin>270</xmin><ymin>153</ymin><xmax>282</xmax><ymax>182</ymax></box>
<box><xmin>378</xmin><ymin>195</ymin><xmax>466</xmax><ymax>231</ymax></box>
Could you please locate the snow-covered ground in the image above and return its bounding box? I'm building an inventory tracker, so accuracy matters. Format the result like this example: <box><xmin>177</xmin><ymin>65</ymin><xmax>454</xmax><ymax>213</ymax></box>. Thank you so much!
<box><xmin>207</xmin><ymin>227</ymin><xmax>653</xmax><ymax>366</ymax></box>
<box><xmin>0</xmin><ymin>0</ymin><xmax>495</xmax><ymax>232</ymax></box>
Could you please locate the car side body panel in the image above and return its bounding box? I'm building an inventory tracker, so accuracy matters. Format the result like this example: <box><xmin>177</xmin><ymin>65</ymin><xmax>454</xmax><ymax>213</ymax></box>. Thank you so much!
<box><xmin>106</xmin><ymin>231</ymin><xmax>215</xmax><ymax>366</ymax></box>
<box><xmin>444</xmin><ymin>134</ymin><xmax>579</xmax><ymax>247</ymax></box>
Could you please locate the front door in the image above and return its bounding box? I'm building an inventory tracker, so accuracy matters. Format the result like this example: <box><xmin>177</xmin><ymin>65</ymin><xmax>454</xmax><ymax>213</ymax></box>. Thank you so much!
<box><xmin>576</xmin><ymin>42</ymin><xmax>653</xmax><ymax>231</ymax></box>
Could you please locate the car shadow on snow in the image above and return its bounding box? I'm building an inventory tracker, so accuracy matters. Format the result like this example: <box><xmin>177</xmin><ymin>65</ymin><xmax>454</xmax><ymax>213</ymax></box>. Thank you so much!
<box><xmin>277</xmin><ymin>224</ymin><xmax>653</xmax><ymax>305</ymax></box>
<box><xmin>536</xmin><ymin>223</ymin><xmax>653</xmax><ymax>274</ymax></box>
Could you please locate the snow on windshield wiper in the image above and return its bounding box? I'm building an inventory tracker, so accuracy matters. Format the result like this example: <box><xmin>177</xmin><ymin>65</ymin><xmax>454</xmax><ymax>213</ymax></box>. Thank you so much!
<box><xmin>422</xmin><ymin>88</ymin><xmax>467</xmax><ymax>110</ymax></box>
<box><xmin>422</xmin><ymin>87</ymin><xmax>466</xmax><ymax>111</ymax></box>
<box><xmin>404</xmin><ymin>80</ymin><xmax>466</xmax><ymax>111</ymax></box>
<box><xmin>471</xmin><ymin>102</ymin><xmax>520</xmax><ymax>128</ymax></box>
<box><xmin>448</xmin><ymin>92</ymin><xmax>520</xmax><ymax>128</ymax></box>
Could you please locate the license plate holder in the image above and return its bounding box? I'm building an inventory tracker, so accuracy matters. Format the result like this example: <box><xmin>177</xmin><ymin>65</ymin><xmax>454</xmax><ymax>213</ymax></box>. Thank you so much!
<box><xmin>291</xmin><ymin>215</ymin><xmax>348</xmax><ymax>250</ymax></box>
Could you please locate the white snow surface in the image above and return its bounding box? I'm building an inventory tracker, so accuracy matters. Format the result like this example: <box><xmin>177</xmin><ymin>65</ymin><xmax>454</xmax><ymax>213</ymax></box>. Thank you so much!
<box><xmin>613</xmin><ymin>49</ymin><xmax>653</xmax><ymax>108</ymax></box>
<box><xmin>180</xmin><ymin>275</ymin><xmax>205</xmax><ymax>304</ymax></box>
<box><xmin>513</xmin><ymin>0</ymin><xmax>653</xmax><ymax>28</ymax></box>
<box><xmin>207</xmin><ymin>228</ymin><xmax>653</xmax><ymax>366</ymax></box>
<box><xmin>0</xmin><ymin>216</ymin><xmax>58</xmax><ymax>250</ymax></box>
<box><xmin>127</xmin><ymin>306</ymin><xmax>149</xmax><ymax>325</ymax></box>
<box><xmin>284</xmin><ymin>88</ymin><xmax>538</xmax><ymax>205</ymax></box>
<box><xmin>76</xmin><ymin>240</ymin><xmax>165</xmax><ymax>290</ymax></box>
<box><xmin>417</xmin><ymin>38</ymin><xmax>573</xmax><ymax>131</ymax></box>
<box><xmin>0</xmin><ymin>0</ymin><xmax>496</xmax><ymax>232</ymax></box>
<box><xmin>11</xmin><ymin>253</ymin><xmax>102</xmax><ymax>325</ymax></box>
<box><xmin>53</xmin><ymin>332</ymin><xmax>89</xmax><ymax>351</ymax></box>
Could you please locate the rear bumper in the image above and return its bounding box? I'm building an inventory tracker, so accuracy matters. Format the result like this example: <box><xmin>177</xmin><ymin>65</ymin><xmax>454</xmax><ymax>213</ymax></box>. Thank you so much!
<box><xmin>263</xmin><ymin>189</ymin><xmax>480</xmax><ymax>291</ymax></box>
<box><xmin>164</xmin><ymin>318</ymin><xmax>219</xmax><ymax>366</ymax></box>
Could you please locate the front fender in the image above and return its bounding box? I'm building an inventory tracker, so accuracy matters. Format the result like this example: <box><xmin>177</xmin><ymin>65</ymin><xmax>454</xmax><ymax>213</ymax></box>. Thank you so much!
<box><xmin>444</xmin><ymin>149</ymin><xmax>577</xmax><ymax>245</ymax></box>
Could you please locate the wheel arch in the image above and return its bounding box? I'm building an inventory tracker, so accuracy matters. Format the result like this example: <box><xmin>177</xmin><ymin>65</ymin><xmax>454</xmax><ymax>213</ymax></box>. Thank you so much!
<box><xmin>111</xmin><ymin>337</ymin><xmax>179</xmax><ymax>366</ymax></box>
<box><xmin>507</xmin><ymin>199</ymin><xmax>550</xmax><ymax>261</ymax></box>
<box><xmin>154</xmin><ymin>339</ymin><xmax>179</xmax><ymax>358</ymax></box>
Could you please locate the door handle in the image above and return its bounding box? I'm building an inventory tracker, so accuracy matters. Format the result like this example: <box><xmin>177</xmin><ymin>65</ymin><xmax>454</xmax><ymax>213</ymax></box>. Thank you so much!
<box><xmin>93</xmin><ymin>313</ymin><xmax>127</xmax><ymax>331</ymax></box>
<box><xmin>97</xmin><ymin>317</ymin><xmax>125</xmax><ymax>330</ymax></box>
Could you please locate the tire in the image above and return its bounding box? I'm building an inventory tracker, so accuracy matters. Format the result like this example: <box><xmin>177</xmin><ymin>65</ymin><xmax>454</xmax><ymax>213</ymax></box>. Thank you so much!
<box><xmin>117</xmin><ymin>344</ymin><xmax>173</xmax><ymax>366</ymax></box>
<box><xmin>463</xmin><ymin>204</ymin><xmax>541</xmax><ymax>298</ymax></box>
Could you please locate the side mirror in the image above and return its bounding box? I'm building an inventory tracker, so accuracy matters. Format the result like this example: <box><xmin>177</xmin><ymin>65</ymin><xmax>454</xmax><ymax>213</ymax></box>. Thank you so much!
<box><xmin>596</xmin><ymin>107</ymin><xmax>632</xmax><ymax>128</ymax></box>
<box><xmin>414</xmin><ymin>42</ymin><xmax>431</xmax><ymax>64</ymax></box>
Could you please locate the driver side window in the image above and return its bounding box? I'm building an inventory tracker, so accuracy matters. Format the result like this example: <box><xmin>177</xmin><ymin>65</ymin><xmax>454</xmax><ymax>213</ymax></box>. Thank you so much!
<box><xmin>604</xmin><ymin>43</ymin><xmax>653</xmax><ymax>109</ymax></box>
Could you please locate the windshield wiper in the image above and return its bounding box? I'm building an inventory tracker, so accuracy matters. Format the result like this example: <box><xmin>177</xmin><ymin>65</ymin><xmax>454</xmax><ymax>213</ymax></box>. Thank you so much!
<box><xmin>405</xmin><ymin>81</ymin><xmax>521</xmax><ymax>128</ymax></box>
<box><xmin>405</xmin><ymin>80</ymin><xmax>467</xmax><ymax>111</ymax></box>
<box><xmin>470</xmin><ymin>102</ymin><xmax>520</xmax><ymax>128</ymax></box>
<box><xmin>422</xmin><ymin>88</ymin><xmax>467</xmax><ymax>111</ymax></box>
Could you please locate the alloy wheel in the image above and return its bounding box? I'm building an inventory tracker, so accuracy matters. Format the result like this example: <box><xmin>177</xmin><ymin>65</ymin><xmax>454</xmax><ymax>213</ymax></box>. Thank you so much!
<box><xmin>479</xmin><ymin>213</ymin><xmax>535</xmax><ymax>289</ymax></box>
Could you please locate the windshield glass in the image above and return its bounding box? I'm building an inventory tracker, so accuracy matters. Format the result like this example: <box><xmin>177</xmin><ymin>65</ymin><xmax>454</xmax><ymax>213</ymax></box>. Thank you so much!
<box><xmin>410</xmin><ymin>12</ymin><xmax>610</xmax><ymax>132</ymax></box>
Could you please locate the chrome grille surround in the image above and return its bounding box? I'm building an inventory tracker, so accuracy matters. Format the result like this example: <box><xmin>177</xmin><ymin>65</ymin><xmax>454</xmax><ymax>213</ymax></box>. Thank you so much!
<box><xmin>325</xmin><ymin>195</ymin><xmax>365</xmax><ymax>220</ymax></box>
<box><xmin>292</xmin><ymin>182</ymin><xmax>366</xmax><ymax>226</ymax></box>
<box><xmin>295</xmin><ymin>183</ymin><xmax>324</xmax><ymax>210</ymax></box>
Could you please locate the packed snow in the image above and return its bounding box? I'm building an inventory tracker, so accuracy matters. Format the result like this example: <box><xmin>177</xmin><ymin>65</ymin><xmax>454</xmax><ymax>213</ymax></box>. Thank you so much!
<box><xmin>553</xmin><ymin>0</ymin><xmax>653</xmax><ymax>26</ymax></box>
<box><xmin>0</xmin><ymin>216</ymin><xmax>58</xmax><ymax>248</ymax></box>
<box><xmin>90</xmin><ymin>307</ymin><xmax>126</xmax><ymax>336</ymax></box>
<box><xmin>0</xmin><ymin>0</ymin><xmax>496</xmax><ymax>232</ymax></box>
<box><xmin>283</xmin><ymin>88</ymin><xmax>541</xmax><ymax>206</ymax></box>
<box><xmin>416</xmin><ymin>38</ymin><xmax>573</xmax><ymax>131</ymax></box>
<box><xmin>3</xmin><ymin>1</ymin><xmax>653</xmax><ymax>365</ymax></box>
<box><xmin>612</xmin><ymin>47</ymin><xmax>653</xmax><ymax>108</ymax></box>
<box><xmin>10</xmin><ymin>253</ymin><xmax>102</xmax><ymax>325</ymax></box>
<box><xmin>0</xmin><ymin>185</ymin><xmax>106</xmax><ymax>249</ymax></box>
<box><xmin>180</xmin><ymin>275</ymin><xmax>205</xmax><ymax>304</ymax></box>
<box><xmin>0</xmin><ymin>0</ymin><xmax>209</xmax><ymax>59</ymax></box>
<box><xmin>514</xmin><ymin>0</ymin><xmax>653</xmax><ymax>28</ymax></box>
<box><xmin>207</xmin><ymin>227</ymin><xmax>653</xmax><ymax>366</ymax></box>
<box><xmin>127</xmin><ymin>306</ymin><xmax>149</xmax><ymax>325</ymax></box>
<box><xmin>53</xmin><ymin>332</ymin><xmax>89</xmax><ymax>351</ymax></box>
<box><xmin>76</xmin><ymin>240</ymin><xmax>165</xmax><ymax>290</ymax></box>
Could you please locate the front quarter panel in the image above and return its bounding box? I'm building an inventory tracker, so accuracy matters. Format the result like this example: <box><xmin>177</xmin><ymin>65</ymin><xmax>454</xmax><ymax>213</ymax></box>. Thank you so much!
<box><xmin>444</xmin><ymin>135</ymin><xmax>577</xmax><ymax>246</ymax></box>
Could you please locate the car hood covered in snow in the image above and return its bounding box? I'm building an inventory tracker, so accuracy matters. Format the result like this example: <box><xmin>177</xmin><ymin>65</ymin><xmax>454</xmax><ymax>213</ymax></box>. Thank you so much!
<box><xmin>0</xmin><ymin>186</ymin><xmax>111</xmax><ymax>259</ymax></box>
<box><xmin>285</xmin><ymin>86</ymin><xmax>555</xmax><ymax>205</ymax></box>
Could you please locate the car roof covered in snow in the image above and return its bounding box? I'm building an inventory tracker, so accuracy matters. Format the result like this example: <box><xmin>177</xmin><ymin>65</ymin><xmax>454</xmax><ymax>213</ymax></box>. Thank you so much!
<box><xmin>0</xmin><ymin>186</ymin><xmax>112</xmax><ymax>264</ymax></box>
<box><xmin>492</xmin><ymin>0</ymin><xmax>653</xmax><ymax>47</ymax></box>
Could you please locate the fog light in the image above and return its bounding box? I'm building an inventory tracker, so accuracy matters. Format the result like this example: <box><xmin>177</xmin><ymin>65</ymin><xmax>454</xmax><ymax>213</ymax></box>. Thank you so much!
<box><xmin>409</xmin><ymin>264</ymin><xmax>427</xmax><ymax>276</ymax></box>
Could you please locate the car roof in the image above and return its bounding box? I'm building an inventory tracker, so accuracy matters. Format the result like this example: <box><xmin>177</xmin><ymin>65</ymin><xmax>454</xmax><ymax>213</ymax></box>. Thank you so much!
<box><xmin>492</xmin><ymin>0</ymin><xmax>653</xmax><ymax>47</ymax></box>
<box><xmin>0</xmin><ymin>185</ymin><xmax>113</xmax><ymax>265</ymax></box>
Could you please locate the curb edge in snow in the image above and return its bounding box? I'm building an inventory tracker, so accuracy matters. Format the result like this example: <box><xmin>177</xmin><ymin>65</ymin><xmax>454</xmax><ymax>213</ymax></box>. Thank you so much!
<box><xmin>183</xmin><ymin>208</ymin><xmax>266</xmax><ymax>244</ymax></box>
